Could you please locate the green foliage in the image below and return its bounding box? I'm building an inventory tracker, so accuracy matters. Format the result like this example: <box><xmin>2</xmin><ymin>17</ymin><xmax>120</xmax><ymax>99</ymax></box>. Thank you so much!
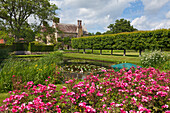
<box><xmin>0</xmin><ymin>48</ymin><xmax>10</xmax><ymax>60</ymax></box>
<box><xmin>0</xmin><ymin>0</ymin><xmax>58</xmax><ymax>41</ymax></box>
<box><xmin>161</xmin><ymin>60</ymin><xmax>170</xmax><ymax>71</ymax></box>
<box><xmin>63</xmin><ymin>37</ymin><xmax>71</xmax><ymax>49</ymax></box>
<box><xmin>13</xmin><ymin>43</ymin><xmax>29</xmax><ymax>51</ymax></box>
<box><xmin>0</xmin><ymin>31</ymin><xmax>14</xmax><ymax>44</ymax></box>
<box><xmin>141</xmin><ymin>50</ymin><xmax>168</xmax><ymax>68</ymax></box>
<box><xmin>53</xmin><ymin>17</ymin><xmax>60</xmax><ymax>23</ymax></box>
<box><xmin>63</xmin><ymin>37</ymin><xmax>71</xmax><ymax>45</ymax></box>
<box><xmin>0</xmin><ymin>52</ymin><xmax>63</xmax><ymax>92</ymax></box>
<box><xmin>0</xmin><ymin>42</ymin><xmax>54</xmax><ymax>52</ymax></box>
<box><xmin>106</xmin><ymin>18</ymin><xmax>137</xmax><ymax>34</ymax></box>
<box><xmin>71</xmin><ymin>29</ymin><xmax>170</xmax><ymax>54</ymax></box>
<box><xmin>20</xmin><ymin>27</ymin><xmax>35</xmax><ymax>42</ymax></box>
<box><xmin>95</xmin><ymin>32</ymin><xmax>102</xmax><ymax>35</ymax></box>
<box><xmin>88</xmin><ymin>32</ymin><xmax>95</xmax><ymax>36</ymax></box>
<box><xmin>29</xmin><ymin>42</ymin><xmax>54</xmax><ymax>52</ymax></box>
<box><xmin>54</xmin><ymin>42</ymin><xmax>63</xmax><ymax>50</ymax></box>
<box><xmin>57</xmin><ymin>37</ymin><xmax>63</xmax><ymax>42</ymax></box>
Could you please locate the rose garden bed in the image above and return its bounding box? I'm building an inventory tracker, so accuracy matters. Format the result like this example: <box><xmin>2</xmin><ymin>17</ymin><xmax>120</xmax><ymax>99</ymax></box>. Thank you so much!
<box><xmin>0</xmin><ymin>67</ymin><xmax>169</xmax><ymax>113</ymax></box>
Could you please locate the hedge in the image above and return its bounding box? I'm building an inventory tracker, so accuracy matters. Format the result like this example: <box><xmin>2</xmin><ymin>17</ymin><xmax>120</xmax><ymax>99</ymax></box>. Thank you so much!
<box><xmin>71</xmin><ymin>29</ymin><xmax>170</xmax><ymax>56</ymax></box>
<box><xmin>0</xmin><ymin>43</ymin><xmax>54</xmax><ymax>52</ymax></box>
<box><xmin>0</xmin><ymin>44</ymin><xmax>14</xmax><ymax>52</ymax></box>
<box><xmin>13</xmin><ymin>43</ymin><xmax>29</xmax><ymax>51</ymax></box>
<box><xmin>29</xmin><ymin>43</ymin><xmax>54</xmax><ymax>52</ymax></box>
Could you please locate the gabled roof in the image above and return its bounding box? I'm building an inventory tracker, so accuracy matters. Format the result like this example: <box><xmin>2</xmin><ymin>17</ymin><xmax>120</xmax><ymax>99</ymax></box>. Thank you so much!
<box><xmin>55</xmin><ymin>23</ymin><xmax>88</xmax><ymax>34</ymax></box>
<box><xmin>56</xmin><ymin>23</ymin><xmax>77</xmax><ymax>34</ymax></box>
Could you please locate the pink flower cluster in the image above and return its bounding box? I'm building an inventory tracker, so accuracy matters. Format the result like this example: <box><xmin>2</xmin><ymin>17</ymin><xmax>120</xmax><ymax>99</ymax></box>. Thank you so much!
<box><xmin>0</xmin><ymin>82</ymin><xmax>61</xmax><ymax>113</ymax></box>
<box><xmin>0</xmin><ymin>67</ymin><xmax>169</xmax><ymax>113</ymax></box>
<box><xmin>59</xmin><ymin>67</ymin><xmax>169</xmax><ymax>112</ymax></box>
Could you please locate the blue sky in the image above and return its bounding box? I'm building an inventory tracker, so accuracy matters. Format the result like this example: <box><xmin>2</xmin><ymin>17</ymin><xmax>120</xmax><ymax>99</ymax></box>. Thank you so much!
<box><xmin>32</xmin><ymin>0</ymin><xmax>170</xmax><ymax>33</ymax></box>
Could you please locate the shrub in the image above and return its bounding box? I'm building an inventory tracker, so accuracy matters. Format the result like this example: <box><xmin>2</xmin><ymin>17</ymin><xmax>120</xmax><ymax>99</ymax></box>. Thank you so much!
<box><xmin>0</xmin><ymin>52</ymin><xmax>63</xmax><ymax>92</ymax></box>
<box><xmin>141</xmin><ymin>50</ymin><xmax>168</xmax><ymax>68</ymax></box>
<box><xmin>0</xmin><ymin>67</ymin><xmax>169</xmax><ymax>112</ymax></box>
<box><xmin>29</xmin><ymin>42</ymin><xmax>54</xmax><ymax>52</ymax></box>
<box><xmin>0</xmin><ymin>45</ymin><xmax>13</xmax><ymax>63</ymax></box>
<box><xmin>54</xmin><ymin>42</ymin><xmax>63</xmax><ymax>51</ymax></box>
<box><xmin>13</xmin><ymin>43</ymin><xmax>29</xmax><ymax>51</ymax></box>
<box><xmin>0</xmin><ymin>48</ymin><xmax>10</xmax><ymax>60</ymax></box>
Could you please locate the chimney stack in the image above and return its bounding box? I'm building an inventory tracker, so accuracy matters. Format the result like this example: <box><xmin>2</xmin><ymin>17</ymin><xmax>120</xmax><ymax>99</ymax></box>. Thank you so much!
<box><xmin>77</xmin><ymin>20</ymin><xmax>83</xmax><ymax>37</ymax></box>
<box><xmin>77</xmin><ymin>20</ymin><xmax>82</xmax><ymax>26</ymax></box>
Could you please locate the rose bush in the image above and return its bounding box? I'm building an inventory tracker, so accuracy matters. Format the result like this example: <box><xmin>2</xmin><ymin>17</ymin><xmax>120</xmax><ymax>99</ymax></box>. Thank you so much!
<box><xmin>0</xmin><ymin>67</ymin><xmax>169</xmax><ymax>113</ymax></box>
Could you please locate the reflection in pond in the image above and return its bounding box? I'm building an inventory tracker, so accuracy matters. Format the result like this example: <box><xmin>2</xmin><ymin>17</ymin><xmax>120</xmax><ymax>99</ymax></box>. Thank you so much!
<box><xmin>61</xmin><ymin>58</ymin><xmax>115</xmax><ymax>81</ymax></box>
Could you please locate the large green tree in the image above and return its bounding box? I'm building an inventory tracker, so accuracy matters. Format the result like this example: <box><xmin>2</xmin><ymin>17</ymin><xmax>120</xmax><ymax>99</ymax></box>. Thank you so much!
<box><xmin>0</xmin><ymin>0</ymin><xmax>58</xmax><ymax>42</ymax></box>
<box><xmin>106</xmin><ymin>18</ymin><xmax>137</xmax><ymax>34</ymax></box>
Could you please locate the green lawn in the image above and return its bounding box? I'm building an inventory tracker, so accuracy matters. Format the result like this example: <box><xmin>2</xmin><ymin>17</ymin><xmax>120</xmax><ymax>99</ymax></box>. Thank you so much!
<box><xmin>13</xmin><ymin>54</ymin><xmax>44</xmax><ymax>58</ymax></box>
<box><xmin>63</xmin><ymin>52</ymin><xmax>141</xmax><ymax>65</ymax></box>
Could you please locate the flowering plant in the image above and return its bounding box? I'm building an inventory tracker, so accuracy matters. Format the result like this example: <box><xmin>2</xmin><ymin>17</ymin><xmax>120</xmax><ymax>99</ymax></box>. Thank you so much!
<box><xmin>141</xmin><ymin>50</ymin><xmax>168</xmax><ymax>68</ymax></box>
<box><xmin>0</xmin><ymin>67</ymin><xmax>169</xmax><ymax>113</ymax></box>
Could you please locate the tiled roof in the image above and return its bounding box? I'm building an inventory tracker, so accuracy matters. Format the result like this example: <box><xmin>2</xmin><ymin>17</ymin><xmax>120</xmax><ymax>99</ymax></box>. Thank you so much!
<box><xmin>56</xmin><ymin>23</ymin><xmax>78</xmax><ymax>34</ymax></box>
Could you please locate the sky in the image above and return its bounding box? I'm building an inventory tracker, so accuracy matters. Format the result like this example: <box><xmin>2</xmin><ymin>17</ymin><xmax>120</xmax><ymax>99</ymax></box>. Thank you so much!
<box><xmin>48</xmin><ymin>0</ymin><xmax>170</xmax><ymax>33</ymax></box>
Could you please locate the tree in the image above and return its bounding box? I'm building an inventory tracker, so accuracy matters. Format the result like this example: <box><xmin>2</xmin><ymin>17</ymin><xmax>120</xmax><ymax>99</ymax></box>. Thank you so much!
<box><xmin>0</xmin><ymin>0</ymin><xmax>58</xmax><ymax>42</ymax></box>
<box><xmin>88</xmin><ymin>32</ymin><xmax>95</xmax><ymax>36</ymax></box>
<box><xmin>63</xmin><ymin>37</ymin><xmax>71</xmax><ymax>50</ymax></box>
<box><xmin>106</xmin><ymin>18</ymin><xmax>137</xmax><ymax>34</ymax></box>
<box><xmin>95</xmin><ymin>32</ymin><xmax>102</xmax><ymax>35</ymax></box>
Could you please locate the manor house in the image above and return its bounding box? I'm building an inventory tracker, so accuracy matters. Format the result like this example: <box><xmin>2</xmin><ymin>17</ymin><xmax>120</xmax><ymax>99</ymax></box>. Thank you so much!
<box><xmin>38</xmin><ymin>18</ymin><xmax>88</xmax><ymax>45</ymax></box>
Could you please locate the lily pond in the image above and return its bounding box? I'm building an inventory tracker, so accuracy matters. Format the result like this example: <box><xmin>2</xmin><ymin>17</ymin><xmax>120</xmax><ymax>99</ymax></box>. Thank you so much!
<box><xmin>60</xmin><ymin>58</ymin><xmax>114</xmax><ymax>80</ymax></box>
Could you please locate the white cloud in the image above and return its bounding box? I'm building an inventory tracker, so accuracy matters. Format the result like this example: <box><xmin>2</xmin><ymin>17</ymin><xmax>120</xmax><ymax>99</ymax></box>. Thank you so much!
<box><xmin>131</xmin><ymin>1</ymin><xmax>170</xmax><ymax>30</ymax></box>
<box><xmin>49</xmin><ymin>0</ymin><xmax>63</xmax><ymax>8</ymax></box>
<box><xmin>51</xmin><ymin>0</ymin><xmax>136</xmax><ymax>32</ymax></box>
<box><xmin>141</xmin><ymin>0</ymin><xmax>169</xmax><ymax>14</ymax></box>
<box><xmin>166</xmin><ymin>11</ymin><xmax>170</xmax><ymax>19</ymax></box>
<box><xmin>131</xmin><ymin>16</ymin><xmax>170</xmax><ymax>30</ymax></box>
<box><xmin>48</xmin><ymin>0</ymin><xmax>170</xmax><ymax>32</ymax></box>
<box><xmin>154</xmin><ymin>20</ymin><xmax>170</xmax><ymax>29</ymax></box>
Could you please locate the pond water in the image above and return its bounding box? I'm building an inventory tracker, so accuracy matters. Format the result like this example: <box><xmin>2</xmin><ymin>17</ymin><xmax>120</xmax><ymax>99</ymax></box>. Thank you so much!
<box><xmin>60</xmin><ymin>57</ymin><xmax>115</xmax><ymax>80</ymax></box>
<box><xmin>63</xmin><ymin>57</ymin><xmax>115</xmax><ymax>68</ymax></box>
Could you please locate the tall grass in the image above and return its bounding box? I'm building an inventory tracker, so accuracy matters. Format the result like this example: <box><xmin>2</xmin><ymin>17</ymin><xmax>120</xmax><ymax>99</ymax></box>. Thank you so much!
<box><xmin>0</xmin><ymin>52</ymin><xmax>63</xmax><ymax>92</ymax></box>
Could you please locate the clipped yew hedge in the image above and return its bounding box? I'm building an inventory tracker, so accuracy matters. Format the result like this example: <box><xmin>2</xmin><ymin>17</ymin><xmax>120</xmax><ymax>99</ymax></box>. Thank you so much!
<box><xmin>29</xmin><ymin>43</ymin><xmax>54</xmax><ymax>52</ymax></box>
<box><xmin>71</xmin><ymin>29</ymin><xmax>170</xmax><ymax>56</ymax></box>
<box><xmin>0</xmin><ymin>43</ymin><xmax>54</xmax><ymax>52</ymax></box>
<box><xmin>13</xmin><ymin>43</ymin><xmax>29</xmax><ymax>51</ymax></box>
